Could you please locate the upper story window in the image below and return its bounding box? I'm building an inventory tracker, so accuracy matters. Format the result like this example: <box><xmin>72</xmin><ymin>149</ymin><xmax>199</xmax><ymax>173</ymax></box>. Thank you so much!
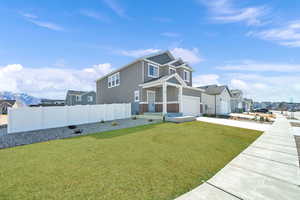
<box><xmin>134</xmin><ymin>90</ymin><xmax>139</xmax><ymax>102</ymax></box>
<box><xmin>108</xmin><ymin>72</ymin><xmax>120</xmax><ymax>88</ymax></box>
<box><xmin>183</xmin><ymin>70</ymin><xmax>190</xmax><ymax>82</ymax></box>
<box><xmin>148</xmin><ymin>64</ymin><xmax>159</xmax><ymax>78</ymax></box>
<box><xmin>169</xmin><ymin>67</ymin><xmax>176</xmax><ymax>75</ymax></box>
<box><xmin>87</xmin><ymin>96</ymin><xmax>93</xmax><ymax>102</ymax></box>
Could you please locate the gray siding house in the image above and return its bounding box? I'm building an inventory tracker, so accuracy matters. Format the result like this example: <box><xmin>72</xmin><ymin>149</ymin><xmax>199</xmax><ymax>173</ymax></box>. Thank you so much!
<box><xmin>230</xmin><ymin>89</ymin><xmax>244</xmax><ymax>113</ymax></box>
<box><xmin>96</xmin><ymin>51</ymin><xmax>204</xmax><ymax>116</ymax></box>
<box><xmin>65</xmin><ymin>90</ymin><xmax>96</xmax><ymax>106</ymax></box>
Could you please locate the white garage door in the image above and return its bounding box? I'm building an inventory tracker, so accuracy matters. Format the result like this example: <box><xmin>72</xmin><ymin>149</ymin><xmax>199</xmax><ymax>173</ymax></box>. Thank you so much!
<box><xmin>182</xmin><ymin>95</ymin><xmax>201</xmax><ymax>116</ymax></box>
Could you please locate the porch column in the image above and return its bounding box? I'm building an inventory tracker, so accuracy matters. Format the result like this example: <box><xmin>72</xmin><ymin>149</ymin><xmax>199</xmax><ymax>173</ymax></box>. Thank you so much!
<box><xmin>179</xmin><ymin>86</ymin><xmax>183</xmax><ymax>113</ymax></box>
<box><xmin>162</xmin><ymin>82</ymin><xmax>167</xmax><ymax>114</ymax></box>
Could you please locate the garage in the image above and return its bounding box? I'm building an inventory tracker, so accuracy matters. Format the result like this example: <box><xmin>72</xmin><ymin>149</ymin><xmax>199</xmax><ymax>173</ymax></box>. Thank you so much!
<box><xmin>182</xmin><ymin>95</ymin><xmax>201</xmax><ymax>116</ymax></box>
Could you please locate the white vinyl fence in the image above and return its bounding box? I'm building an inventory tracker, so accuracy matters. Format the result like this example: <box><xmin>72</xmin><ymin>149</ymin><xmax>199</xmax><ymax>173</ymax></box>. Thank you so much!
<box><xmin>7</xmin><ymin>104</ymin><xmax>131</xmax><ymax>134</ymax></box>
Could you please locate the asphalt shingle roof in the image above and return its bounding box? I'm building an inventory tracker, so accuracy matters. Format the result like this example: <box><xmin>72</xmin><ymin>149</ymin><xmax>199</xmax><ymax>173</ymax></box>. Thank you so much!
<box><xmin>199</xmin><ymin>85</ymin><xmax>229</xmax><ymax>95</ymax></box>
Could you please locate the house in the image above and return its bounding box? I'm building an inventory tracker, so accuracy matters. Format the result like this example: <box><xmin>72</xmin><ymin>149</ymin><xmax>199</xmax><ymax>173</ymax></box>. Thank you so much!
<box><xmin>199</xmin><ymin>85</ymin><xmax>232</xmax><ymax>115</ymax></box>
<box><xmin>230</xmin><ymin>89</ymin><xmax>244</xmax><ymax>113</ymax></box>
<box><xmin>65</xmin><ymin>90</ymin><xmax>96</xmax><ymax>106</ymax></box>
<box><xmin>243</xmin><ymin>98</ymin><xmax>253</xmax><ymax>112</ymax></box>
<box><xmin>96</xmin><ymin>51</ymin><xmax>204</xmax><ymax>116</ymax></box>
<box><xmin>0</xmin><ymin>100</ymin><xmax>25</xmax><ymax>114</ymax></box>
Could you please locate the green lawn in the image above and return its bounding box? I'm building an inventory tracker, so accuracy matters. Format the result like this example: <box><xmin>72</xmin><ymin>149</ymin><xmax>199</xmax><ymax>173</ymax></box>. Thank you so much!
<box><xmin>0</xmin><ymin>121</ymin><xmax>261</xmax><ymax>200</ymax></box>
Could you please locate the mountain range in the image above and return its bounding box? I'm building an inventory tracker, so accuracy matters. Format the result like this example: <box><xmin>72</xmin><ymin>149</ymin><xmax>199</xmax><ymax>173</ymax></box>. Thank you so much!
<box><xmin>0</xmin><ymin>91</ymin><xmax>41</xmax><ymax>105</ymax></box>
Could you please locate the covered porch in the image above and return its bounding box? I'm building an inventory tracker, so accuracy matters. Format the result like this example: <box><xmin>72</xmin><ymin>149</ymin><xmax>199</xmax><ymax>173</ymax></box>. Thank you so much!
<box><xmin>138</xmin><ymin>74</ymin><xmax>189</xmax><ymax>115</ymax></box>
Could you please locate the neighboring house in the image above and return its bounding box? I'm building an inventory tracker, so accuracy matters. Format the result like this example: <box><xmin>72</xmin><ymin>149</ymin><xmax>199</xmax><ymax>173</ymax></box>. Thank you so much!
<box><xmin>0</xmin><ymin>100</ymin><xmax>25</xmax><ymax>114</ymax></box>
<box><xmin>65</xmin><ymin>90</ymin><xmax>96</xmax><ymax>106</ymax></box>
<box><xmin>230</xmin><ymin>89</ymin><xmax>244</xmax><ymax>113</ymax></box>
<box><xmin>30</xmin><ymin>99</ymin><xmax>65</xmax><ymax>107</ymax></box>
<box><xmin>96</xmin><ymin>50</ymin><xmax>204</xmax><ymax>116</ymax></box>
<box><xmin>199</xmin><ymin>85</ymin><xmax>232</xmax><ymax>115</ymax></box>
<box><xmin>243</xmin><ymin>98</ymin><xmax>253</xmax><ymax>112</ymax></box>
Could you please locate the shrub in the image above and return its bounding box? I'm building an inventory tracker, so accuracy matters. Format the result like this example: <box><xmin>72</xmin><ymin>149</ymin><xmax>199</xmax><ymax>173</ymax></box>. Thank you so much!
<box><xmin>100</xmin><ymin>120</ymin><xmax>105</xmax><ymax>123</ymax></box>
<box><xmin>111</xmin><ymin>121</ymin><xmax>118</xmax><ymax>126</ymax></box>
<box><xmin>148</xmin><ymin>119</ymin><xmax>153</xmax><ymax>122</ymax></box>
<box><xmin>132</xmin><ymin>116</ymin><xmax>137</xmax><ymax>120</ymax></box>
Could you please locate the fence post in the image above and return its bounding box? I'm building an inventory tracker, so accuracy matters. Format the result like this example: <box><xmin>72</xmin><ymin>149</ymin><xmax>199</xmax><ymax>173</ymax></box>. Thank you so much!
<box><xmin>7</xmin><ymin>108</ymin><xmax>11</xmax><ymax>134</ymax></box>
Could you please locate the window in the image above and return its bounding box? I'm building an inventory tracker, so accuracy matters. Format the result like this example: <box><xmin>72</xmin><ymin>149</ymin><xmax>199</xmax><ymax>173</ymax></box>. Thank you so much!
<box><xmin>76</xmin><ymin>95</ymin><xmax>82</xmax><ymax>102</ymax></box>
<box><xmin>108</xmin><ymin>72</ymin><xmax>120</xmax><ymax>88</ymax></box>
<box><xmin>148</xmin><ymin>64</ymin><xmax>159</xmax><ymax>78</ymax></box>
<box><xmin>183</xmin><ymin>70</ymin><xmax>190</xmax><ymax>82</ymax></box>
<box><xmin>169</xmin><ymin>67</ymin><xmax>176</xmax><ymax>74</ymax></box>
<box><xmin>134</xmin><ymin>90</ymin><xmax>139</xmax><ymax>102</ymax></box>
<box><xmin>87</xmin><ymin>96</ymin><xmax>93</xmax><ymax>102</ymax></box>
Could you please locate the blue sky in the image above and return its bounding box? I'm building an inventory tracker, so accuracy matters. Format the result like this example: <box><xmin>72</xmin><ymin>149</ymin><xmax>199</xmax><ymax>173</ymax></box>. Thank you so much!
<box><xmin>0</xmin><ymin>0</ymin><xmax>300</xmax><ymax>102</ymax></box>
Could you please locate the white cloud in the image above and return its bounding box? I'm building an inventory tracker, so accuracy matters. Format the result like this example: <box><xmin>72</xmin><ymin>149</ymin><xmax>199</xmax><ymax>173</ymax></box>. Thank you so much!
<box><xmin>161</xmin><ymin>32</ymin><xmax>180</xmax><ymax>37</ymax></box>
<box><xmin>22</xmin><ymin>13</ymin><xmax>64</xmax><ymax>31</ymax></box>
<box><xmin>199</xmin><ymin>0</ymin><xmax>268</xmax><ymax>26</ymax></box>
<box><xmin>119</xmin><ymin>49</ymin><xmax>161</xmax><ymax>58</ymax></box>
<box><xmin>224</xmin><ymin>73</ymin><xmax>300</xmax><ymax>102</ymax></box>
<box><xmin>248</xmin><ymin>21</ymin><xmax>300</xmax><ymax>47</ymax></box>
<box><xmin>171</xmin><ymin>48</ymin><xmax>203</xmax><ymax>64</ymax></box>
<box><xmin>28</xmin><ymin>19</ymin><xmax>64</xmax><ymax>31</ymax></box>
<box><xmin>103</xmin><ymin>0</ymin><xmax>129</xmax><ymax>19</ymax></box>
<box><xmin>193</xmin><ymin>74</ymin><xmax>220</xmax><ymax>87</ymax></box>
<box><xmin>0</xmin><ymin>63</ymin><xmax>114</xmax><ymax>99</ymax></box>
<box><xmin>80</xmin><ymin>10</ymin><xmax>111</xmax><ymax>23</ymax></box>
<box><xmin>21</xmin><ymin>13</ymin><xmax>37</xmax><ymax>19</ymax></box>
<box><xmin>230</xmin><ymin>79</ymin><xmax>249</xmax><ymax>90</ymax></box>
<box><xmin>217</xmin><ymin>60</ymin><xmax>300</xmax><ymax>72</ymax></box>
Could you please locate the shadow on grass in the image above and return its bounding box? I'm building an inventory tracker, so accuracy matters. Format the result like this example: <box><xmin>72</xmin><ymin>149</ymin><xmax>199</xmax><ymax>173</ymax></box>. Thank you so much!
<box><xmin>66</xmin><ymin>123</ymin><xmax>163</xmax><ymax>140</ymax></box>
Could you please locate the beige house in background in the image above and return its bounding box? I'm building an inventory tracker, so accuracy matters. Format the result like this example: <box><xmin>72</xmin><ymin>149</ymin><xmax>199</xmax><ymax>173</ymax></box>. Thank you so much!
<box><xmin>199</xmin><ymin>85</ymin><xmax>232</xmax><ymax>116</ymax></box>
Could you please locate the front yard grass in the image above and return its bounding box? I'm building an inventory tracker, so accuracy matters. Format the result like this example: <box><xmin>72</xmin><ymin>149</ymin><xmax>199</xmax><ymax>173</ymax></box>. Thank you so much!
<box><xmin>0</xmin><ymin>121</ymin><xmax>261</xmax><ymax>200</ymax></box>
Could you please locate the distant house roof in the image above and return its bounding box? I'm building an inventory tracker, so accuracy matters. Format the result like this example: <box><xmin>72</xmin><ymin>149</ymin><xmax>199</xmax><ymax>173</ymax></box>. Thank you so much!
<box><xmin>0</xmin><ymin>100</ymin><xmax>16</xmax><ymax>106</ymax></box>
<box><xmin>230</xmin><ymin>89</ymin><xmax>243</xmax><ymax>98</ymax></box>
<box><xmin>66</xmin><ymin>90</ymin><xmax>95</xmax><ymax>96</ymax></box>
<box><xmin>199</xmin><ymin>85</ymin><xmax>231</xmax><ymax>96</ymax></box>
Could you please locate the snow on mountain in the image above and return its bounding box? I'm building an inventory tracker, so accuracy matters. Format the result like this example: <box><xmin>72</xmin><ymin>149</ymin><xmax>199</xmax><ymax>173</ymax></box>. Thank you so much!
<box><xmin>0</xmin><ymin>91</ymin><xmax>41</xmax><ymax>105</ymax></box>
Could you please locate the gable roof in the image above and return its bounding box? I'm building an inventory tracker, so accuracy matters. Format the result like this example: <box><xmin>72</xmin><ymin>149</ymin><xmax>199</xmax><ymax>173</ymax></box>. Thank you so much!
<box><xmin>97</xmin><ymin>50</ymin><xmax>193</xmax><ymax>81</ymax></box>
<box><xmin>140</xmin><ymin>73</ymin><xmax>187</xmax><ymax>87</ymax></box>
<box><xmin>146</xmin><ymin>51</ymin><xmax>175</xmax><ymax>65</ymax></box>
<box><xmin>199</xmin><ymin>85</ymin><xmax>231</xmax><ymax>96</ymax></box>
<box><xmin>230</xmin><ymin>89</ymin><xmax>243</xmax><ymax>98</ymax></box>
<box><xmin>67</xmin><ymin>90</ymin><xmax>95</xmax><ymax>96</ymax></box>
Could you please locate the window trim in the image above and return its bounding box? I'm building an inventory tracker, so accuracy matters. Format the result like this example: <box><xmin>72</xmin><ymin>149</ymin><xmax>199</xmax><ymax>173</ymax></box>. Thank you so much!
<box><xmin>134</xmin><ymin>90</ymin><xmax>140</xmax><ymax>102</ymax></box>
<box><xmin>148</xmin><ymin>64</ymin><xmax>159</xmax><ymax>78</ymax></box>
<box><xmin>183</xmin><ymin>70</ymin><xmax>190</xmax><ymax>82</ymax></box>
<box><xmin>108</xmin><ymin>72</ymin><xmax>120</xmax><ymax>88</ymax></box>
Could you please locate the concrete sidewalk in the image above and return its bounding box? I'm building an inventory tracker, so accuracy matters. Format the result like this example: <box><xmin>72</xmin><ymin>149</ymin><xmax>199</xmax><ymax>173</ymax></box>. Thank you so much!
<box><xmin>197</xmin><ymin>117</ymin><xmax>271</xmax><ymax>131</ymax></box>
<box><xmin>176</xmin><ymin>115</ymin><xmax>300</xmax><ymax>200</ymax></box>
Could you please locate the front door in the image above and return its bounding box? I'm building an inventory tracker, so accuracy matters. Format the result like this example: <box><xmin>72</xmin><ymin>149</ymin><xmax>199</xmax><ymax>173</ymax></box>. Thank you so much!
<box><xmin>147</xmin><ymin>91</ymin><xmax>155</xmax><ymax>112</ymax></box>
